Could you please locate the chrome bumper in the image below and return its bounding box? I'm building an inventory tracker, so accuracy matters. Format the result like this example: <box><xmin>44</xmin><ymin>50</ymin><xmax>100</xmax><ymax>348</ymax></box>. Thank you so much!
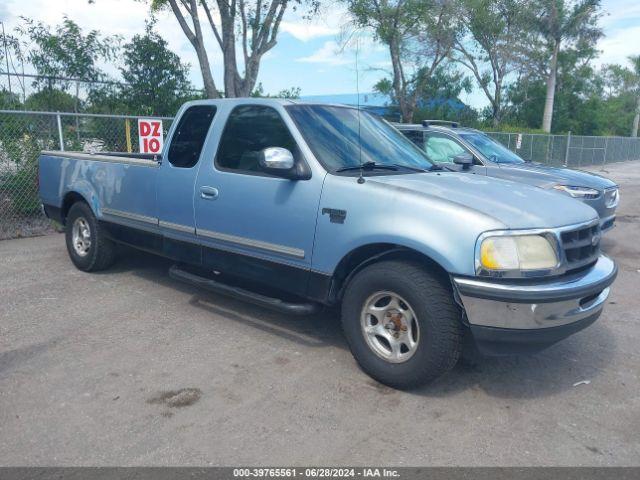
<box><xmin>453</xmin><ymin>255</ymin><xmax>617</xmax><ymax>331</ymax></box>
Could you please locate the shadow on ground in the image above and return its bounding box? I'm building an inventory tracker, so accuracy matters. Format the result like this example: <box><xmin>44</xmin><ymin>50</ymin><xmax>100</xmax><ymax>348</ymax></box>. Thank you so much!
<box><xmin>108</xmin><ymin>246</ymin><xmax>616</xmax><ymax>401</ymax></box>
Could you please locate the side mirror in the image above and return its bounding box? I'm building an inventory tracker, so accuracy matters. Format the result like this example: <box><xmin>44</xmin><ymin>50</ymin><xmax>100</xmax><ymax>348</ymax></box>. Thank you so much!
<box><xmin>453</xmin><ymin>152</ymin><xmax>473</xmax><ymax>169</ymax></box>
<box><xmin>259</xmin><ymin>147</ymin><xmax>310</xmax><ymax>180</ymax></box>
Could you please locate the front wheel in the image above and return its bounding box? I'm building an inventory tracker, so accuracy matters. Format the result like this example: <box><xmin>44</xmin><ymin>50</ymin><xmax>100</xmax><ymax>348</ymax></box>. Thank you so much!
<box><xmin>341</xmin><ymin>260</ymin><xmax>463</xmax><ymax>389</ymax></box>
<box><xmin>65</xmin><ymin>202</ymin><xmax>117</xmax><ymax>272</ymax></box>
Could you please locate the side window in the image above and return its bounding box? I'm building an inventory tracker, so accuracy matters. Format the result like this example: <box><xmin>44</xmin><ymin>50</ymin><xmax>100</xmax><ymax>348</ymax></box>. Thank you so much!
<box><xmin>401</xmin><ymin>130</ymin><xmax>424</xmax><ymax>148</ymax></box>
<box><xmin>167</xmin><ymin>105</ymin><xmax>217</xmax><ymax>168</ymax></box>
<box><xmin>216</xmin><ymin>105</ymin><xmax>298</xmax><ymax>174</ymax></box>
<box><xmin>424</xmin><ymin>133</ymin><xmax>467</xmax><ymax>163</ymax></box>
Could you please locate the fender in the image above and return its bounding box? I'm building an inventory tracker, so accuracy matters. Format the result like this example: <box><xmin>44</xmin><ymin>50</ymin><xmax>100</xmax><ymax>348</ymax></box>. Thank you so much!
<box><xmin>62</xmin><ymin>181</ymin><xmax>99</xmax><ymax>218</ymax></box>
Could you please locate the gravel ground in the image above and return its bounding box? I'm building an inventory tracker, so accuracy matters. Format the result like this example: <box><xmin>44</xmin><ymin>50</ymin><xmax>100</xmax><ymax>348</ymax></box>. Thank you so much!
<box><xmin>0</xmin><ymin>215</ymin><xmax>57</xmax><ymax>240</ymax></box>
<box><xmin>0</xmin><ymin>161</ymin><xmax>639</xmax><ymax>466</ymax></box>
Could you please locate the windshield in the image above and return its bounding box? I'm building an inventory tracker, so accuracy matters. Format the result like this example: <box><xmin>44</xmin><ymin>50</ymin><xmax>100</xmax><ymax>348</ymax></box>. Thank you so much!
<box><xmin>286</xmin><ymin>105</ymin><xmax>434</xmax><ymax>173</ymax></box>
<box><xmin>459</xmin><ymin>132</ymin><xmax>525</xmax><ymax>164</ymax></box>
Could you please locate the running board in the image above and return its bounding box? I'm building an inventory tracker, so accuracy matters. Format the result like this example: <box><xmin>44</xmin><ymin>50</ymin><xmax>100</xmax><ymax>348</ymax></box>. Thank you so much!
<box><xmin>168</xmin><ymin>264</ymin><xmax>321</xmax><ymax>316</ymax></box>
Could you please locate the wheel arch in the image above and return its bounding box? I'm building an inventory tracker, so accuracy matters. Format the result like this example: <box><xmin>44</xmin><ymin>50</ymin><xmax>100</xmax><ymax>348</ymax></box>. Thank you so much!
<box><xmin>61</xmin><ymin>191</ymin><xmax>92</xmax><ymax>225</ymax></box>
<box><xmin>328</xmin><ymin>243</ymin><xmax>452</xmax><ymax>304</ymax></box>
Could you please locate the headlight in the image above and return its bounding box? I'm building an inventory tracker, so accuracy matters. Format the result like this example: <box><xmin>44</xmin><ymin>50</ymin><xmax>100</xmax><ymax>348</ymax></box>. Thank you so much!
<box><xmin>478</xmin><ymin>234</ymin><xmax>559</xmax><ymax>275</ymax></box>
<box><xmin>604</xmin><ymin>187</ymin><xmax>619</xmax><ymax>208</ymax></box>
<box><xmin>553</xmin><ymin>185</ymin><xmax>600</xmax><ymax>199</ymax></box>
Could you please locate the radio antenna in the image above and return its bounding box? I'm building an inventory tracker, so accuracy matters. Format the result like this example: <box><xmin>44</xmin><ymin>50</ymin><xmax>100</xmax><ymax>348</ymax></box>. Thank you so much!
<box><xmin>355</xmin><ymin>33</ymin><xmax>365</xmax><ymax>184</ymax></box>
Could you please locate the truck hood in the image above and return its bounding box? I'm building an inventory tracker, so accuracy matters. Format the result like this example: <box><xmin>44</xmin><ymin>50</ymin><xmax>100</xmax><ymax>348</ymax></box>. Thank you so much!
<box><xmin>495</xmin><ymin>162</ymin><xmax>617</xmax><ymax>190</ymax></box>
<box><xmin>369</xmin><ymin>172</ymin><xmax>599</xmax><ymax>230</ymax></box>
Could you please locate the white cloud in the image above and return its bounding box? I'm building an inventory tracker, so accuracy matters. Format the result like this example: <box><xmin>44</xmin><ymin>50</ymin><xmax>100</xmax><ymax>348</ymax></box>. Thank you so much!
<box><xmin>296</xmin><ymin>41</ymin><xmax>352</xmax><ymax>65</ymax></box>
<box><xmin>280</xmin><ymin>21</ymin><xmax>339</xmax><ymax>42</ymax></box>
<box><xmin>601</xmin><ymin>0</ymin><xmax>640</xmax><ymax>27</ymax></box>
<box><xmin>0</xmin><ymin>2</ymin><xmax>11</xmax><ymax>22</ymax></box>
<box><xmin>595</xmin><ymin>25</ymin><xmax>640</xmax><ymax>68</ymax></box>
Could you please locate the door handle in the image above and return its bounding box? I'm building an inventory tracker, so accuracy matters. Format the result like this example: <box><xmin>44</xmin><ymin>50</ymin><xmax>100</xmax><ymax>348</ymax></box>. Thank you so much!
<box><xmin>200</xmin><ymin>186</ymin><xmax>219</xmax><ymax>200</ymax></box>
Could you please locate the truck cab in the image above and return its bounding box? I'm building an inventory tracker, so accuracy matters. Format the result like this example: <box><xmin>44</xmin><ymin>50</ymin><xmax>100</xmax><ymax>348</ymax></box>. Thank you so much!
<box><xmin>39</xmin><ymin>99</ymin><xmax>618</xmax><ymax>389</ymax></box>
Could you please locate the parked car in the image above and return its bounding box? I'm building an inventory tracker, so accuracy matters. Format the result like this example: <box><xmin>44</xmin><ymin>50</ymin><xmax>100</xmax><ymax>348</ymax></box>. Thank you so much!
<box><xmin>39</xmin><ymin>99</ymin><xmax>617</xmax><ymax>389</ymax></box>
<box><xmin>396</xmin><ymin>121</ymin><xmax>619</xmax><ymax>232</ymax></box>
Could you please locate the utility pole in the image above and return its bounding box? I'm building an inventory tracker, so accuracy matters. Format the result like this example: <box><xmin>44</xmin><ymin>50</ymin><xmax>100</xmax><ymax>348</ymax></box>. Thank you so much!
<box><xmin>1</xmin><ymin>21</ymin><xmax>12</xmax><ymax>95</ymax></box>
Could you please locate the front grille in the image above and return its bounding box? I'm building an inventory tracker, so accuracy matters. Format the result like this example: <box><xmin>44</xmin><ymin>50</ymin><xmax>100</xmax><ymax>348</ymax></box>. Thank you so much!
<box><xmin>560</xmin><ymin>223</ymin><xmax>601</xmax><ymax>272</ymax></box>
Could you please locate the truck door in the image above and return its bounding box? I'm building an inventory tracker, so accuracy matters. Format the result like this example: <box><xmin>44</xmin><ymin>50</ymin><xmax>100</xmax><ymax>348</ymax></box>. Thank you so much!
<box><xmin>157</xmin><ymin>105</ymin><xmax>217</xmax><ymax>261</ymax></box>
<box><xmin>193</xmin><ymin>104</ymin><xmax>324</xmax><ymax>297</ymax></box>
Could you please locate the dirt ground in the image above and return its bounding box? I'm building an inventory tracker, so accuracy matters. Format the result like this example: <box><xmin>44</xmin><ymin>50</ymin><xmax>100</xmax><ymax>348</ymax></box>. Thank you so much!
<box><xmin>0</xmin><ymin>161</ymin><xmax>639</xmax><ymax>466</ymax></box>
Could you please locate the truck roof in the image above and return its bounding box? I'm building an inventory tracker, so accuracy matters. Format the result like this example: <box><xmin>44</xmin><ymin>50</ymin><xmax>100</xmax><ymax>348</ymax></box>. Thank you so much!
<box><xmin>180</xmin><ymin>98</ymin><xmax>365</xmax><ymax>109</ymax></box>
<box><xmin>393</xmin><ymin>123</ymin><xmax>482</xmax><ymax>135</ymax></box>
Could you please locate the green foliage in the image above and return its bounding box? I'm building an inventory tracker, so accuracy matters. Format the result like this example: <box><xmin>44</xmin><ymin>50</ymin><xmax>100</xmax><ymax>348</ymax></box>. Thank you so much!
<box><xmin>0</xmin><ymin>112</ymin><xmax>51</xmax><ymax>216</ymax></box>
<box><xmin>0</xmin><ymin>89</ymin><xmax>22</xmax><ymax>109</ymax></box>
<box><xmin>18</xmin><ymin>16</ymin><xmax>120</xmax><ymax>90</ymax></box>
<box><xmin>251</xmin><ymin>83</ymin><xmax>301</xmax><ymax>99</ymax></box>
<box><xmin>24</xmin><ymin>88</ymin><xmax>77</xmax><ymax>112</ymax></box>
<box><xmin>451</xmin><ymin>0</ymin><xmax>532</xmax><ymax>124</ymax></box>
<box><xmin>1</xmin><ymin>163</ymin><xmax>40</xmax><ymax>215</ymax></box>
<box><xmin>529</xmin><ymin>0</ymin><xmax>603</xmax><ymax>49</ymax></box>
<box><xmin>346</xmin><ymin>0</ymin><xmax>456</xmax><ymax>121</ymax></box>
<box><xmin>349</xmin><ymin>0</ymin><xmax>433</xmax><ymax>44</ymax></box>
<box><xmin>503</xmin><ymin>45</ymin><xmax>640</xmax><ymax>135</ymax></box>
<box><xmin>116</xmin><ymin>21</ymin><xmax>195</xmax><ymax>116</ymax></box>
<box><xmin>378</xmin><ymin>66</ymin><xmax>478</xmax><ymax>126</ymax></box>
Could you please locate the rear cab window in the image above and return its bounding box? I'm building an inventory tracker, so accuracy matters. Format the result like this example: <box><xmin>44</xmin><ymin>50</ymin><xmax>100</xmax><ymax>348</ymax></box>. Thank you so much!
<box><xmin>167</xmin><ymin>105</ymin><xmax>217</xmax><ymax>168</ymax></box>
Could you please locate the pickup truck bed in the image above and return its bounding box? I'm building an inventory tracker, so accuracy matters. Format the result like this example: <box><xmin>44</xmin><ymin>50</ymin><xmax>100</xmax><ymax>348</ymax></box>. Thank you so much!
<box><xmin>40</xmin><ymin>150</ymin><xmax>160</xmax><ymax>228</ymax></box>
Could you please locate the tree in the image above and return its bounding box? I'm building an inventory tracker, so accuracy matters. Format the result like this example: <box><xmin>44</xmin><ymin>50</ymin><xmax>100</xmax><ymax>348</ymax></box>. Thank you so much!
<box><xmin>374</xmin><ymin>65</ymin><xmax>476</xmax><ymax>124</ymax></box>
<box><xmin>629</xmin><ymin>56</ymin><xmax>640</xmax><ymax>137</ymax></box>
<box><xmin>0</xmin><ymin>31</ymin><xmax>28</xmax><ymax>102</ymax></box>
<box><xmin>451</xmin><ymin>0</ymin><xmax>529</xmax><ymax>126</ymax></box>
<box><xmin>18</xmin><ymin>16</ymin><xmax>119</xmax><ymax>90</ymax></box>
<box><xmin>530</xmin><ymin>0</ymin><xmax>603</xmax><ymax>132</ymax></box>
<box><xmin>504</xmin><ymin>45</ymin><xmax>608</xmax><ymax>135</ymax></box>
<box><xmin>16</xmin><ymin>16</ymin><xmax>120</xmax><ymax>117</ymax></box>
<box><xmin>118</xmin><ymin>21</ymin><xmax>195</xmax><ymax>115</ymax></box>
<box><xmin>0</xmin><ymin>89</ymin><xmax>21</xmax><ymax>109</ymax></box>
<box><xmin>347</xmin><ymin>0</ymin><xmax>455</xmax><ymax>123</ymax></box>
<box><xmin>24</xmin><ymin>88</ymin><xmax>77</xmax><ymax>112</ymax></box>
<box><xmin>251</xmin><ymin>82</ymin><xmax>301</xmax><ymax>98</ymax></box>
<box><xmin>150</xmin><ymin>0</ymin><xmax>317</xmax><ymax>98</ymax></box>
<box><xmin>598</xmin><ymin>58</ymin><xmax>640</xmax><ymax>137</ymax></box>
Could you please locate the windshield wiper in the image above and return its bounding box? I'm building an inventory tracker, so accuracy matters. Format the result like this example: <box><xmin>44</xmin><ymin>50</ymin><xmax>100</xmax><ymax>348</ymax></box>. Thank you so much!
<box><xmin>336</xmin><ymin>161</ymin><xmax>398</xmax><ymax>172</ymax></box>
<box><xmin>391</xmin><ymin>164</ymin><xmax>430</xmax><ymax>172</ymax></box>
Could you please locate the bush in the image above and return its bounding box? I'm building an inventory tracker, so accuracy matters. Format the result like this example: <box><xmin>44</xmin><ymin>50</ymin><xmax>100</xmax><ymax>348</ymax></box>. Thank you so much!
<box><xmin>1</xmin><ymin>163</ymin><xmax>40</xmax><ymax>216</ymax></box>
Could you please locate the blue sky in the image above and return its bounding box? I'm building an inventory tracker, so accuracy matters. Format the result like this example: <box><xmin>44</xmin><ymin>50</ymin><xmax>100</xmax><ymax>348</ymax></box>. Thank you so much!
<box><xmin>1</xmin><ymin>0</ymin><xmax>639</xmax><ymax>109</ymax></box>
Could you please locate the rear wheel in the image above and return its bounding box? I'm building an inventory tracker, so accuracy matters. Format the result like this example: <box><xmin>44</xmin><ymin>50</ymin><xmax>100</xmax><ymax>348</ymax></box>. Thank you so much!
<box><xmin>65</xmin><ymin>202</ymin><xmax>116</xmax><ymax>272</ymax></box>
<box><xmin>341</xmin><ymin>260</ymin><xmax>462</xmax><ymax>389</ymax></box>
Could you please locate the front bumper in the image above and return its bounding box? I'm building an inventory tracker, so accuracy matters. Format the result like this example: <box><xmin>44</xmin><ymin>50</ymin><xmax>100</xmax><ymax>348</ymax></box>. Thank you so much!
<box><xmin>600</xmin><ymin>214</ymin><xmax>615</xmax><ymax>233</ymax></box>
<box><xmin>453</xmin><ymin>255</ymin><xmax>617</xmax><ymax>355</ymax></box>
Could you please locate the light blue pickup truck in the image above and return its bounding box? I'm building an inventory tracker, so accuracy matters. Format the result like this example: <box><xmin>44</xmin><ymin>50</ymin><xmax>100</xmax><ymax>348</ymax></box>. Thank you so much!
<box><xmin>39</xmin><ymin>99</ymin><xmax>618</xmax><ymax>389</ymax></box>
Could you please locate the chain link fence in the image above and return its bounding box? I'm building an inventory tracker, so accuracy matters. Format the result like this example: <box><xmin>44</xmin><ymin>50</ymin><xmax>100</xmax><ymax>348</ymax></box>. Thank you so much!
<box><xmin>1</xmin><ymin>108</ymin><xmax>640</xmax><ymax>240</ymax></box>
<box><xmin>0</xmin><ymin>109</ymin><xmax>172</xmax><ymax>239</ymax></box>
<box><xmin>485</xmin><ymin>132</ymin><xmax>640</xmax><ymax>167</ymax></box>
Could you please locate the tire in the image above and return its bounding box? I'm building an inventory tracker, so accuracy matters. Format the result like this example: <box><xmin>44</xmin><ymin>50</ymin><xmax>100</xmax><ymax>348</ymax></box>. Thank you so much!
<box><xmin>341</xmin><ymin>260</ymin><xmax>462</xmax><ymax>389</ymax></box>
<box><xmin>65</xmin><ymin>201</ymin><xmax>117</xmax><ymax>272</ymax></box>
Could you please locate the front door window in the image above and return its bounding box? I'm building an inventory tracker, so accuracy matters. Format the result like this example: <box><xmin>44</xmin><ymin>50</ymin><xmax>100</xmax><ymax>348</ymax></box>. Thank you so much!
<box><xmin>424</xmin><ymin>133</ymin><xmax>468</xmax><ymax>164</ymax></box>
